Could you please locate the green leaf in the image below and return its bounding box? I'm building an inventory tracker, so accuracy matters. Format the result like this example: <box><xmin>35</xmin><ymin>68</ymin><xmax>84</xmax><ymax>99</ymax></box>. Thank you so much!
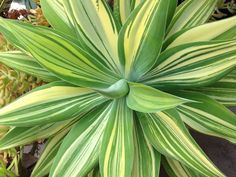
<box><xmin>100</xmin><ymin>99</ymin><xmax>134</xmax><ymax>177</ymax></box>
<box><xmin>165</xmin><ymin>16</ymin><xmax>236</xmax><ymax>49</ymax></box>
<box><xmin>132</xmin><ymin>118</ymin><xmax>161</xmax><ymax>177</ymax></box>
<box><xmin>0</xmin><ymin>120</ymin><xmax>73</xmax><ymax>150</ymax></box>
<box><xmin>138</xmin><ymin>109</ymin><xmax>225</xmax><ymax>177</ymax></box>
<box><xmin>0</xmin><ymin>82</ymin><xmax>108</xmax><ymax>126</ymax></box>
<box><xmin>0</xmin><ymin>51</ymin><xmax>58</xmax><ymax>82</ymax></box>
<box><xmin>0</xmin><ymin>19</ymin><xmax>119</xmax><ymax>89</ymax></box>
<box><xmin>118</xmin><ymin>0</ymin><xmax>169</xmax><ymax>80</ymax></box>
<box><xmin>126</xmin><ymin>82</ymin><xmax>187</xmax><ymax>113</ymax></box>
<box><xmin>176</xmin><ymin>91</ymin><xmax>236</xmax><ymax>144</ymax></box>
<box><xmin>113</xmin><ymin>0</ymin><xmax>144</xmax><ymax>25</ymax></box>
<box><xmin>194</xmin><ymin>70</ymin><xmax>236</xmax><ymax>106</ymax></box>
<box><xmin>49</xmin><ymin>103</ymin><xmax>112</xmax><ymax>177</ymax></box>
<box><xmin>62</xmin><ymin>0</ymin><xmax>122</xmax><ymax>75</ymax></box>
<box><xmin>166</xmin><ymin>0</ymin><xmax>217</xmax><ymax>38</ymax></box>
<box><xmin>41</xmin><ymin>0</ymin><xmax>77</xmax><ymax>36</ymax></box>
<box><xmin>141</xmin><ymin>40</ymin><xmax>236</xmax><ymax>89</ymax></box>
<box><xmin>31</xmin><ymin>128</ymin><xmax>70</xmax><ymax>177</ymax></box>
<box><xmin>162</xmin><ymin>157</ymin><xmax>201</xmax><ymax>177</ymax></box>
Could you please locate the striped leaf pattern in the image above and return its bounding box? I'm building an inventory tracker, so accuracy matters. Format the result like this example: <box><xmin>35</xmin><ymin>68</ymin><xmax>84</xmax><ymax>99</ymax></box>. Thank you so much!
<box><xmin>138</xmin><ymin>109</ymin><xmax>225</xmax><ymax>177</ymax></box>
<box><xmin>0</xmin><ymin>82</ymin><xmax>108</xmax><ymax>126</ymax></box>
<box><xmin>0</xmin><ymin>120</ymin><xmax>73</xmax><ymax>150</ymax></box>
<box><xmin>41</xmin><ymin>0</ymin><xmax>77</xmax><ymax>36</ymax></box>
<box><xmin>100</xmin><ymin>99</ymin><xmax>134</xmax><ymax>177</ymax></box>
<box><xmin>126</xmin><ymin>82</ymin><xmax>187</xmax><ymax>113</ymax></box>
<box><xmin>31</xmin><ymin>129</ymin><xmax>70</xmax><ymax>177</ymax></box>
<box><xmin>165</xmin><ymin>16</ymin><xmax>236</xmax><ymax>49</ymax></box>
<box><xmin>195</xmin><ymin>70</ymin><xmax>236</xmax><ymax>106</ymax></box>
<box><xmin>113</xmin><ymin>0</ymin><xmax>145</xmax><ymax>25</ymax></box>
<box><xmin>141</xmin><ymin>40</ymin><xmax>236</xmax><ymax>89</ymax></box>
<box><xmin>50</xmin><ymin>103</ymin><xmax>112</xmax><ymax>177</ymax></box>
<box><xmin>162</xmin><ymin>157</ymin><xmax>201</xmax><ymax>177</ymax></box>
<box><xmin>0</xmin><ymin>19</ymin><xmax>119</xmax><ymax>89</ymax></box>
<box><xmin>118</xmin><ymin>0</ymin><xmax>169</xmax><ymax>80</ymax></box>
<box><xmin>166</xmin><ymin>0</ymin><xmax>217</xmax><ymax>38</ymax></box>
<box><xmin>132</xmin><ymin>119</ymin><xmax>161</xmax><ymax>177</ymax></box>
<box><xmin>0</xmin><ymin>51</ymin><xmax>58</xmax><ymax>82</ymax></box>
<box><xmin>176</xmin><ymin>91</ymin><xmax>236</xmax><ymax>143</ymax></box>
<box><xmin>62</xmin><ymin>0</ymin><xmax>121</xmax><ymax>75</ymax></box>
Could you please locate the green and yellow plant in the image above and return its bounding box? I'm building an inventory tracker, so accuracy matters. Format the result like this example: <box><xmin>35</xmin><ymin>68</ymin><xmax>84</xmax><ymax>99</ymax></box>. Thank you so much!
<box><xmin>0</xmin><ymin>0</ymin><xmax>236</xmax><ymax>177</ymax></box>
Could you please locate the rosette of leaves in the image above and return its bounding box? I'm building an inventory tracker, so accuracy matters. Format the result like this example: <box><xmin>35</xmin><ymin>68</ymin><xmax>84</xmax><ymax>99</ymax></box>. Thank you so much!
<box><xmin>0</xmin><ymin>0</ymin><xmax>235</xmax><ymax>177</ymax></box>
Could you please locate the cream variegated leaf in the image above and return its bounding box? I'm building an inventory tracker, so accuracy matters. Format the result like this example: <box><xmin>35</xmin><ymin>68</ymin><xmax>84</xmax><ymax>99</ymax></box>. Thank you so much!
<box><xmin>0</xmin><ymin>19</ymin><xmax>119</xmax><ymax>89</ymax></box>
<box><xmin>126</xmin><ymin>82</ymin><xmax>187</xmax><ymax>113</ymax></box>
<box><xmin>119</xmin><ymin>0</ymin><xmax>169</xmax><ymax>80</ymax></box>
<box><xmin>167</xmin><ymin>0</ymin><xmax>217</xmax><ymax>38</ymax></box>
<box><xmin>194</xmin><ymin>70</ymin><xmax>236</xmax><ymax>106</ymax></box>
<box><xmin>165</xmin><ymin>16</ymin><xmax>236</xmax><ymax>49</ymax></box>
<box><xmin>132</xmin><ymin>118</ymin><xmax>161</xmax><ymax>177</ymax></box>
<box><xmin>62</xmin><ymin>0</ymin><xmax>121</xmax><ymax>74</ymax></box>
<box><xmin>31</xmin><ymin>129</ymin><xmax>69</xmax><ymax>177</ymax></box>
<box><xmin>0</xmin><ymin>82</ymin><xmax>108</xmax><ymax>126</ymax></box>
<box><xmin>0</xmin><ymin>51</ymin><xmax>58</xmax><ymax>82</ymax></box>
<box><xmin>176</xmin><ymin>91</ymin><xmax>236</xmax><ymax>144</ymax></box>
<box><xmin>100</xmin><ymin>99</ymin><xmax>134</xmax><ymax>177</ymax></box>
<box><xmin>138</xmin><ymin>109</ymin><xmax>225</xmax><ymax>177</ymax></box>
<box><xmin>142</xmin><ymin>40</ymin><xmax>236</xmax><ymax>89</ymax></box>
<box><xmin>50</xmin><ymin>103</ymin><xmax>112</xmax><ymax>177</ymax></box>
<box><xmin>162</xmin><ymin>157</ymin><xmax>201</xmax><ymax>177</ymax></box>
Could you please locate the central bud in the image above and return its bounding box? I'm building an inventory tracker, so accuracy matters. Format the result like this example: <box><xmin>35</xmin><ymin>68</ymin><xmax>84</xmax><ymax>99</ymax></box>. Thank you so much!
<box><xmin>97</xmin><ymin>79</ymin><xmax>129</xmax><ymax>99</ymax></box>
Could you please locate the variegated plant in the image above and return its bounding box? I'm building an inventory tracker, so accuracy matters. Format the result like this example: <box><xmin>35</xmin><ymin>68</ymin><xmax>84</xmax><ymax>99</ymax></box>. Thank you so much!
<box><xmin>0</xmin><ymin>0</ymin><xmax>236</xmax><ymax>177</ymax></box>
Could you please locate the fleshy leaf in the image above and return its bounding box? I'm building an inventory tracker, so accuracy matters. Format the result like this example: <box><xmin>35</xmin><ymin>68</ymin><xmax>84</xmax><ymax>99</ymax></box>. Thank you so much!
<box><xmin>0</xmin><ymin>51</ymin><xmax>58</xmax><ymax>82</ymax></box>
<box><xmin>50</xmin><ymin>103</ymin><xmax>112</xmax><ymax>177</ymax></box>
<box><xmin>162</xmin><ymin>157</ymin><xmax>201</xmax><ymax>177</ymax></box>
<box><xmin>0</xmin><ymin>19</ymin><xmax>119</xmax><ymax>89</ymax></box>
<box><xmin>0</xmin><ymin>120</ymin><xmax>73</xmax><ymax>150</ymax></box>
<box><xmin>165</xmin><ymin>16</ymin><xmax>236</xmax><ymax>49</ymax></box>
<box><xmin>62</xmin><ymin>0</ymin><xmax>121</xmax><ymax>75</ymax></box>
<box><xmin>118</xmin><ymin>0</ymin><xmax>169</xmax><ymax>80</ymax></box>
<box><xmin>176</xmin><ymin>91</ymin><xmax>236</xmax><ymax>144</ymax></box>
<box><xmin>142</xmin><ymin>40</ymin><xmax>236</xmax><ymax>89</ymax></box>
<box><xmin>132</xmin><ymin>118</ymin><xmax>161</xmax><ymax>177</ymax></box>
<box><xmin>100</xmin><ymin>99</ymin><xmax>134</xmax><ymax>177</ymax></box>
<box><xmin>166</xmin><ymin>0</ymin><xmax>217</xmax><ymax>38</ymax></box>
<box><xmin>31</xmin><ymin>128</ymin><xmax>70</xmax><ymax>177</ymax></box>
<box><xmin>0</xmin><ymin>82</ymin><xmax>108</xmax><ymax>126</ymax></box>
<box><xmin>194</xmin><ymin>70</ymin><xmax>236</xmax><ymax>106</ymax></box>
<box><xmin>41</xmin><ymin>0</ymin><xmax>77</xmax><ymax>36</ymax></box>
<box><xmin>126</xmin><ymin>83</ymin><xmax>187</xmax><ymax>113</ymax></box>
<box><xmin>138</xmin><ymin>109</ymin><xmax>225</xmax><ymax>177</ymax></box>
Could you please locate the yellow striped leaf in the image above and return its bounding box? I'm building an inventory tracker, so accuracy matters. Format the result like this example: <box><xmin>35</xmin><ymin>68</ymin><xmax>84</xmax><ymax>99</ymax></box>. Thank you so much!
<box><xmin>138</xmin><ymin>109</ymin><xmax>225</xmax><ymax>177</ymax></box>
<box><xmin>50</xmin><ymin>103</ymin><xmax>112</xmax><ymax>177</ymax></box>
<box><xmin>162</xmin><ymin>157</ymin><xmax>201</xmax><ymax>177</ymax></box>
<box><xmin>41</xmin><ymin>0</ymin><xmax>77</xmax><ymax>36</ymax></box>
<box><xmin>0</xmin><ymin>51</ymin><xmax>58</xmax><ymax>82</ymax></box>
<box><xmin>141</xmin><ymin>40</ymin><xmax>236</xmax><ymax>89</ymax></box>
<box><xmin>100</xmin><ymin>99</ymin><xmax>134</xmax><ymax>177</ymax></box>
<box><xmin>118</xmin><ymin>0</ymin><xmax>169</xmax><ymax>80</ymax></box>
<box><xmin>0</xmin><ymin>19</ymin><xmax>119</xmax><ymax>89</ymax></box>
<box><xmin>62</xmin><ymin>0</ymin><xmax>122</xmax><ymax>75</ymax></box>
<box><xmin>165</xmin><ymin>16</ymin><xmax>236</xmax><ymax>49</ymax></box>
<box><xmin>126</xmin><ymin>83</ymin><xmax>187</xmax><ymax>113</ymax></box>
<box><xmin>31</xmin><ymin>128</ymin><xmax>70</xmax><ymax>177</ymax></box>
<box><xmin>0</xmin><ymin>120</ymin><xmax>73</xmax><ymax>150</ymax></box>
<box><xmin>176</xmin><ymin>91</ymin><xmax>236</xmax><ymax>144</ymax></box>
<box><xmin>132</xmin><ymin>119</ymin><xmax>161</xmax><ymax>177</ymax></box>
<box><xmin>167</xmin><ymin>0</ymin><xmax>217</xmax><ymax>38</ymax></box>
<box><xmin>194</xmin><ymin>70</ymin><xmax>236</xmax><ymax>106</ymax></box>
<box><xmin>0</xmin><ymin>82</ymin><xmax>108</xmax><ymax>126</ymax></box>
